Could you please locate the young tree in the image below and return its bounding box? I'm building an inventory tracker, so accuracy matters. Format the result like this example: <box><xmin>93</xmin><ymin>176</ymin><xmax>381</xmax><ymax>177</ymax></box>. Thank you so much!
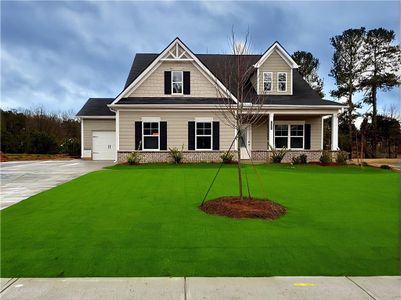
<box><xmin>212</xmin><ymin>30</ymin><xmax>264</xmax><ymax>200</ymax></box>
<box><xmin>291</xmin><ymin>51</ymin><xmax>324</xmax><ymax>97</ymax></box>
<box><xmin>360</xmin><ymin>28</ymin><xmax>401</xmax><ymax>156</ymax></box>
<box><xmin>329</xmin><ymin>28</ymin><xmax>366</xmax><ymax>157</ymax></box>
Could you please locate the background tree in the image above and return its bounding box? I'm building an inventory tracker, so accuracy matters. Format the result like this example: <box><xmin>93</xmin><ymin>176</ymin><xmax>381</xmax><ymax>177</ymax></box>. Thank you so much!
<box><xmin>359</xmin><ymin>28</ymin><xmax>401</xmax><ymax>156</ymax></box>
<box><xmin>329</xmin><ymin>27</ymin><xmax>366</xmax><ymax>156</ymax></box>
<box><xmin>291</xmin><ymin>51</ymin><xmax>324</xmax><ymax>97</ymax></box>
<box><xmin>212</xmin><ymin>29</ymin><xmax>264</xmax><ymax>200</ymax></box>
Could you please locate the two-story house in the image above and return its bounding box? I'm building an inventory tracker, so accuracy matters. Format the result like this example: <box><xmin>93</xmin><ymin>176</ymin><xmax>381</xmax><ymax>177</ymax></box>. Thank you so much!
<box><xmin>76</xmin><ymin>38</ymin><xmax>344</xmax><ymax>162</ymax></box>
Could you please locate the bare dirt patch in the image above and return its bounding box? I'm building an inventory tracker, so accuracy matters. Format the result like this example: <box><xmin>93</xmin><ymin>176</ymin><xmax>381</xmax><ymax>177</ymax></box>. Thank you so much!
<box><xmin>200</xmin><ymin>196</ymin><xmax>286</xmax><ymax>220</ymax></box>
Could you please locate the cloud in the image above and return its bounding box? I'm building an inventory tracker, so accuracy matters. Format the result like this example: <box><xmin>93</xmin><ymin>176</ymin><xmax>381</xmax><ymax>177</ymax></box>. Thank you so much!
<box><xmin>1</xmin><ymin>1</ymin><xmax>399</xmax><ymax>114</ymax></box>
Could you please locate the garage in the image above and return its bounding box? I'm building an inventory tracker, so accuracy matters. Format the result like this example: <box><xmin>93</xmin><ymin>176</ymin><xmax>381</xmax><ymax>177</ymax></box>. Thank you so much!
<box><xmin>92</xmin><ymin>131</ymin><xmax>116</xmax><ymax>160</ymax></box>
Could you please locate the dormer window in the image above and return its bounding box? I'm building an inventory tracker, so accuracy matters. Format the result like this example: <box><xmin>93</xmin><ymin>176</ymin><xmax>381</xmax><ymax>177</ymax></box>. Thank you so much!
<box><xmin>263</xmin><ymin>72</ymin><xmax>272</xmax><ymax>93</ymax></box>
<box><xmin>278</xmin><ymin>72</ymin><xmax>287</xmax><ymax>92</ymax></box>
<box><xmin>172</xmin><ymin>71</ymin><xmax>183</xmax><ymax>95</ymax></box>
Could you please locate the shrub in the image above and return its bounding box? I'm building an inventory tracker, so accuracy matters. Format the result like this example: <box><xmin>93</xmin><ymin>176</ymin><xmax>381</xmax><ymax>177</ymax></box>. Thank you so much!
<box><xmin>127</xmin><ymin>151</ymin><xmax>141</xmax><ymax>165</ymax></box>
<box><xmin>380</xmin><ymin>164</ymin><xmax>391</xmax><ymax>169</ymax></box>
<box><xmin>292</xmin><ymin>154</ymin><xmax>308</xmax><ymax>165</ymax></box>
<box><xmin>59</xmin><ymin>138</ymin><xmax>80</xmax><ymax>156</ymax></box>
<box><xmin>169</xmin><ymin>145</ymin><xmax>184</xmax><ymax>164</ymax></box>
<box><xmin>269</xmin><ymin>145</ymin><xmax>288</xmax><ymax>163</ymax></box>
<box><xmin>319</xmin><ymin>151</ymin><xmax>332</xmax><ymax>164</ymax></box>
<box><xmin>220</xmin><ymin>151</ymin><xmax>234</xmax><ymax>164</ymax></box>
<box><xmin>336</xmin><ymin>151</ymin><xmax>348</xmax><ymax>165</ymax></box>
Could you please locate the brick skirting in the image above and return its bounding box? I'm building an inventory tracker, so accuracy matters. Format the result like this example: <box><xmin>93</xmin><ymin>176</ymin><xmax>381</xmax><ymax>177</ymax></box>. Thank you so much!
<box><xmin>118</xmin><ymin>150</ymin><xmax>339</xmax><ymax>164</ymax></box>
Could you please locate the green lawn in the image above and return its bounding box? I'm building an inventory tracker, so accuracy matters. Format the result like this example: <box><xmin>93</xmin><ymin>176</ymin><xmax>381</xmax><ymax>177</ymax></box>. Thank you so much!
<box><xmin>1</xmin><ymin>164</ymin><xmax>399</xmax><ymax>277</ymax></box>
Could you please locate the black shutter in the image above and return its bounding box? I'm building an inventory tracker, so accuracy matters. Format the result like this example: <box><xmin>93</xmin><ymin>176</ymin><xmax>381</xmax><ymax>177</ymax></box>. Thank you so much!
<box><xmin>164</xmin><ymin>71</ymin><xmax>171</xmax><ymax>95</ymax></box>
<box><xmin>160</xmin><ymin>121</ymin><xmax>167</xmax><ymax>150</ymax></box>
<box><xmin>305</xmin><ymin>124</ymin><xmax>311</xmax><ymax>149</ymax></box>
<box><xmin>188</xmin><ymin>121</ymin><xmax>195</xmax><ymax>150</ymax></box>
<box><xmin>135</xmin><ymin>122</ymin><xmax>142</xmax><ymax>150</ymax></box>
<box><xmin>183</xmin><ymin>71</ymin><xmax>190</xmax><ymax>95</ymax></box>
<box><xmin>213</xmin><ymin>121</ymin><xmax>220</xmax><ymax>150</ymax></box>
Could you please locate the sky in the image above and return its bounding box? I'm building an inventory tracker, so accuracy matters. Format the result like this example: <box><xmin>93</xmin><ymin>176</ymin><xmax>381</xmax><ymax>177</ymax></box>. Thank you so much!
<box><xmin>1</xmin><ymin>1</ymin><xmax>400</xmax><ymax>116</ymax></box>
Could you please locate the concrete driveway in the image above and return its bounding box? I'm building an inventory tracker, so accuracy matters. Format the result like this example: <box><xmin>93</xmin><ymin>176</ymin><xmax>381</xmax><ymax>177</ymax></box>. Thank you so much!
<box><xmin>0</xmin><ymin>160</ymin><xmax>113</xmax><ymax>209</ymax></box>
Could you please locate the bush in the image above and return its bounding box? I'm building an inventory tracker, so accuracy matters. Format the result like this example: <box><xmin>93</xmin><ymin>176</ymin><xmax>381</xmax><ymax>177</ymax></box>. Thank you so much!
<box><xmin>292</xmin><ymin>154</ymin><xmax>308</xmax><ymax>165</ymax></box>
<box><xmin>59</xmin><ymin>138</ymin><xmax>80</xmax><ymax>156</ymax></box>
<box><xmin>220</xmin><ymin>151</ymin><xmax>234</xmax><ymax>164</ymax></box>
<box><xmin>269</xmin><ymin>145</ymin><xmax>288</xmax><ymax>163</ymax></box>
<box><xmin>380</xmin><ymin>164</ymin><xmax>391</xmax><ymax>169</ymax></box>
<box><xmin>127</xmin><ymin>151</ymin><xmax>141</xmax><ymax>165</ymax></box>
<box><xmin>336</xmin><ymin>151</ymin><xmax>348</xmax><ymax>165</ymax></box>
<box><xmin>28</xmin><ymin>131</ymin><xmax>58</xmax><ymax>154</ymax></box>
<box><xmin>169</xmin><ymin>145</ymin><xmax>184</xmax><ymax>164</ymax></box>
<box><xmin>319</xmin><ymin>151</ymin><xmax>332</xmax><ymax>164</ymax></box>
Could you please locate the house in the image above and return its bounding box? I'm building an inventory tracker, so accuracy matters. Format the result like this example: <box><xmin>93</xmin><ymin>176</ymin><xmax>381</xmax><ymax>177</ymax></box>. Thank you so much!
<box><xmin>76</xmin><ymin>38</ymin><xmax>345</xmax><ymax>162</ymax></box>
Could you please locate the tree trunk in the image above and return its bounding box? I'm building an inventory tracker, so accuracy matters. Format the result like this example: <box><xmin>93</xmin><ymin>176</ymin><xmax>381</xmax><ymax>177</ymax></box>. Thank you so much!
<box><xmin>237</xmin><ymin>127</ymin><xmax>243</xmax><ymax>200</ymax></box>
<box><xmin>371</xmin><ymin>85</ymin><xmax>378</xmax><ymax>158</ymax></box>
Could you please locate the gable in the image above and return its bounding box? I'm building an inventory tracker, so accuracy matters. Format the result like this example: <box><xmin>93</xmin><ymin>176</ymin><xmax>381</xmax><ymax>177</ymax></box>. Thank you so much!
<box><xmin>111</xmin><ymin>38</ymin><xmax>237</xmax><ymax>106</ymax></box>
<box><xmin>258</xmin><ymin>49</ymin><xmax>293</xmax><ymax>95</ymax></box>
<box><xmin>128</xmin><ymin>60</ymin><xmax>220</xmax><ymax>98</ymax></box>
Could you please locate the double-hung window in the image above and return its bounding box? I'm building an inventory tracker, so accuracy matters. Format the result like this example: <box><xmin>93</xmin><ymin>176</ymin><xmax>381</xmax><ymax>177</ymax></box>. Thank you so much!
<box><xmin>290</xmin><ymin>125</ymin><xmax>304</xmax><ymax>149</ymax></box>
<box><xmin>277</xmin><ymin>72</ymin><xmax>287</xmax><ymax>92</ymax></box>
<box><xmin>195</xmin><ymin>122</ymin><xmax>212</xmax><ymax>150</ymax></box>
<box><xmin>172</xmin><ymin>71</ymin><xmax>183</xmax><ymax>95</ymax></box>
<box><xmin>263</xmin><ymin>72</ymin><xmax>272</xmax><ymax>93</ymax></box>
<box><xmin>274</xmin><ymin>123</ymin><xmax>304</xmax><ymax>149</ymax></box>
<box><xmin>143</xmin><ymin>122</ymin><xmax>159</xmax><ymax>150</ymax></box>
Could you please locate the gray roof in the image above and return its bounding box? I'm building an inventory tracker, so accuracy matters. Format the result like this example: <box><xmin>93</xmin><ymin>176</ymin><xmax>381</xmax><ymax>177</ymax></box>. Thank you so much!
<box><xmin>77</xmin><ymin>50</ymin><xmax>344</xmax><ymax>116</ymax></box>
<box><xmin>76</xmin><ymin>98</ymin><xmax>115</xmax><ymax>116</ymax></box>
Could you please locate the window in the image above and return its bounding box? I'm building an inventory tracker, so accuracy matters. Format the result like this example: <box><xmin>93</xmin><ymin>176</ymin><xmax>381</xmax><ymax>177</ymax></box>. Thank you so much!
<box><xmin>290</xmin><ymin>125</ymin><xmax>304</xmax><ymax>149</ymax></box>
<box><xmin>274</xmin><ymin>123</ymin><xmax>304</xmax><ymax>149</ymax></box>
<box><xmin>143</xmin><ymin>122</ymin><xmax>159</xmax><ymax>150</ymax></box>
<box><xmin>274</xmin><ymin>124</ymin><xmax>288</xmax><ymax>148</ymax></box>
<box><xmin>196</xmin><ymin>122</ymin><xmax>212</xmax><ymax>150</ymax></box>
<box><xmin>172</xmin><ymin>71</ymin><xmax>183</xmax><ymax>95</ymax></box>
<box><xmin>263</xmin><ymin>72</ymin><xmax>272</xmax><ymax>93</ymax></box>
<box><xmin>277</xmin><ymin>72</ymin><xmax>287</xmax><ymax>92</ymax></box>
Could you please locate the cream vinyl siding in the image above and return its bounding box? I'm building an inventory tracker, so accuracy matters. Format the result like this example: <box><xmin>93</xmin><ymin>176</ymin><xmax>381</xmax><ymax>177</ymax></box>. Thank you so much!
<box><xmin>119</xmin><ymin>110</ymin><xmax>234</xmax><ymax>151</ymax></box>
<box><xmin>83</xmin><ymin>119</ymin><xmax>116</xmax><ymax>150</ymax></box>
<box><xmin>273</xmin><ymin>115</ymin><xmax>322</xmax><ymax>150</ymax></box>
<box><xmin>252</xmin><ymin>117</ymin><xmax>268</xmax><ymax>150</ymax></box>
<box><xmin>129</xmin><ymin>61</ymin><xmax>220</xmax><ymax>98</ymax></box>
<box><xmin>258</xmin><ymin>50</ymin><xmax>292</xmax><ymax>95</ymax></box>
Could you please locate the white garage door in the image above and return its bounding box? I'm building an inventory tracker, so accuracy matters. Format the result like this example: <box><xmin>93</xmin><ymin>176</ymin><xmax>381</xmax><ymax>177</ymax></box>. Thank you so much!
<box><xmin>92</xmin><ymin>131</ymin><xmax>116</xmax><ymax>160</ymax></box>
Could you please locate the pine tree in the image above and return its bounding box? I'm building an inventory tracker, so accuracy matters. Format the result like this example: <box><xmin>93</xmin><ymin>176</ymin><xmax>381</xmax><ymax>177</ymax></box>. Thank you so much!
<box><xmin>329</xmin><ymin>28</ymin><xmax>366</xmax><ymax>157</ymax></box>
<box><xmin>291</xmin><ymin>51</ymin><xmax>324</xmax><ymax>97</ymax></box>
<box><xmin>360</xmin><ymin>28</ymin><xmax>401</xmax><ymax>157</ymax></box>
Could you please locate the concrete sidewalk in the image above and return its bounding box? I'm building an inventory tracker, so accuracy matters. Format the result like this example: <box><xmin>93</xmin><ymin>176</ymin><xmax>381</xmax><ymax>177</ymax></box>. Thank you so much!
<box><xmin>1</xmin><ymin>277</ymin><xmax>400</xmax><ymax>299</ymax></box>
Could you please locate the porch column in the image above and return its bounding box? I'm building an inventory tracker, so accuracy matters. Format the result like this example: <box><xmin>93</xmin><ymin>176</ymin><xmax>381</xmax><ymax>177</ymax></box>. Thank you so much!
<box><xmin>268</xmin><ymin>113</ymin><xmax>274</xmax><ymax>148</ymax></box>
<box><xmin>331</xmin><ymin>113</ymin><xmax>339</xmax><ymax>151</ymax></box>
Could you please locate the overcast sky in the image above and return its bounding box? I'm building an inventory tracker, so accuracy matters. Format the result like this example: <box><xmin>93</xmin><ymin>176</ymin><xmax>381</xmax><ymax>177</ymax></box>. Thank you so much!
<box><xmin>1</xmin><ymin>1</ymin><xmax>400</xmax><ymax>115</ymax></box>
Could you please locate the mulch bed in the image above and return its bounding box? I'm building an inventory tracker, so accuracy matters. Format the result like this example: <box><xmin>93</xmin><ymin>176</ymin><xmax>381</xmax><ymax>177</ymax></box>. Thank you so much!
<box><xmin>200</xmin><ymin>196</ymin><xmax>286</xmax><ymax>220</ymax></box>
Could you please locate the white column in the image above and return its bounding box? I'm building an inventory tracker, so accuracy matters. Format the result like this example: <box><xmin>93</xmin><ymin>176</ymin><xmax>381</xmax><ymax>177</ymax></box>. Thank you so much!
<box><xmin>268</xmin><ymin>113</ymin><xmax>274</xmax><ymax>148</ymax></box>
<box><xmin>80</xmin><ymin>119</ymin><xmax>84</xmax><ymax>158</ymax></box>
<box><xmin>331</xmin><ymin>113</ymin><xmax>339</xmax><ymax>151</ymax></box>
<box><xmin>115</xmin><ymin>110</ymin><xmax>119</xmax><ymax>162</ymax></box>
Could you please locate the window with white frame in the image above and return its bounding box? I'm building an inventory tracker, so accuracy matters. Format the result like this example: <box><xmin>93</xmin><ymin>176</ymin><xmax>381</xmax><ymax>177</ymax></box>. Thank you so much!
<box><xmin>277</xmin><ymin>72</ymin><xmax>287</xmax><ymax>92</ymax></box>
<box><xmin>172</xmin><ymin>71</ymin><xmax>183</xmax><ymax>95</ymax></box>
<box><xmin>290</xmin><ymin>125</ymin><xmax>304</xmax><ymax>149</ymax></box>
<box><xmin>196</xmin><ymin>122</ymin><xmax>212</xmax><ymax>150</ymax></box>
<box><xmin>143</xmin><ymin>122</ymin><xmax>159</xmax><ymax>150</ymax></box>
<box><xmin>263</xmin><ymin>72</ymin><xmax>272</xmax><ymax>93</ymax></box>
<box><xmin>274</xmin><ymin>124</ymin><xmax>289</xmax><ymax>148</ymax></box>
<box><xmin>274</xmin><ymin>123</ymin><xmax>304</xmax><ymax>149</ymax></box>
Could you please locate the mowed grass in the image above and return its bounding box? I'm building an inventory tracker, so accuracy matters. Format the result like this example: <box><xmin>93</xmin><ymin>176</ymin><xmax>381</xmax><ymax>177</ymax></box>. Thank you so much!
<box><xmin>0</xmin><ymin>164</ymin><xmax>399</xmax><ymax>277</ymax></box>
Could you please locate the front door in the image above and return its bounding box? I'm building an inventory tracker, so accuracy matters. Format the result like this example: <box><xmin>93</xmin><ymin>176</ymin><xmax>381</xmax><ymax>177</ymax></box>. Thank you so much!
<box><xmin>239</xmin><ymin>125</ymin><xmax>251</xmax><ymax>159</ymax></box>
